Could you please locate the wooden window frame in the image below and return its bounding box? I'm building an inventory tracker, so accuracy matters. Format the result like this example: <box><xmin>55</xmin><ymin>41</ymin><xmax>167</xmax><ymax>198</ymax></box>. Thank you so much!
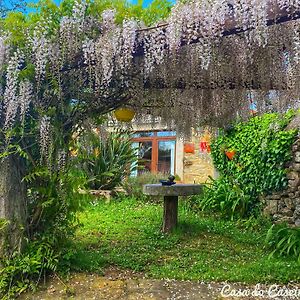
<box><xmin>132</xmin><ymin>131</ymin><xmax>176</xmax><ymax>173</ymax></box>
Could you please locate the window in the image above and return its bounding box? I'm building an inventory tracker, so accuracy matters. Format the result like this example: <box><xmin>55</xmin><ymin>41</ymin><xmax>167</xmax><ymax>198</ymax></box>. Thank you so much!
<box><xmin>131</xmin><ymin>131</ymin><xmax>176</xmax><ymax>175</ymax></box>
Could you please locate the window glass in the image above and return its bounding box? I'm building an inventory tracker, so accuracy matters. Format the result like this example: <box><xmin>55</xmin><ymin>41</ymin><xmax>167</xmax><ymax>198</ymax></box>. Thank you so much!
<box><xmin>157</xmin><ymin>140</ymin><xmax>176</xmax><ymax>175</ymax></box>
<box><xmin>132</xmin><ymin>131</ymin><xmax>155</xmax><ymax>138</ymax></box>
<box><xmin>157</xmin><ymin>131</ymin><xmax>176</xmax><ymax>137</ymax></box>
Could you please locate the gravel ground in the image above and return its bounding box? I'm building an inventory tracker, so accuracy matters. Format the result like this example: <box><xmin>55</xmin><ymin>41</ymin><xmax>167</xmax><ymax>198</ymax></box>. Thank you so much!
<box><xmin>20</xmin><ymin>269</ymin><xmax>300</xmax><ymax>300</ymax></box>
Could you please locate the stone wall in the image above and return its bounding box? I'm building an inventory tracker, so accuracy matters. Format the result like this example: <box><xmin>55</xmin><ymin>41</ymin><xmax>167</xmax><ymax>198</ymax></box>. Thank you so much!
<box><xmin>182</xmin><ymin>129</ymin><xmax>217</xmax><ymax>184</ymax></box>
<box><xmin>263</xmin><ymin>137</ymin><xmax>300</xmax><ymax>227</ymax></box>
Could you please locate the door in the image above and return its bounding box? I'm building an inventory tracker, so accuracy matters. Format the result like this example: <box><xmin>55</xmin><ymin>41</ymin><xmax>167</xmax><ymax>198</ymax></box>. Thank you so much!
<box><xmin>157</xmin><ymin>140</ymin><xmax>176</xmax><ymax>175</ymax></box>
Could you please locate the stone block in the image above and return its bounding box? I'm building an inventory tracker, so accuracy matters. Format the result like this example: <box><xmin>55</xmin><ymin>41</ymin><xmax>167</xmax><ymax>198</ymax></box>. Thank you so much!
<box><xmin>288</xmin><ymin>178</ymin><xmax>300</xmax><ymax>189</ymax></box>
<box><xmin>288</xmin><ymin>171</ymin><xmax>300</xmax><ymax>181</ymax></box>
<box><xmin>275</xmin><ymin>216</ymin><xmax>294</xmax><ymax>224</ymax></box>
<box><xmin>281</xmin><ymin>208</ymin><xmax>294</xmax><ymax>217</ymax></box>
<box><xmin>293</xmin><ymin>207</ymin><xmax>300</xmax><ymax>218</ymax></box>
<box><xmin>295</xmin><ymin>152</ymin><xmax>300</xmax><ymax>163</ymax></box>
<box><xmin>292</xmin><ymin>163</ymin><xmax>300</xmax><ymax>171</ymax></box>
<box><xmin>294</xmin><ymin>198</ymin><xmax>300</xmax><ymax>206</ymax></box>
<box><xmin>263</xmin><ymin>200</ymin><xmax>278</xmax><ymax>215</ymax></box>
<box><xmin>272</xmin><ymin>194</ymin><xmax>281</xmax><ymax>200</ymax></box>
<box><xmin>288</xmin><ymin>193</ymin><xmax>295</xmax><ymax>198</ymax></box>
<box><xmin>284</xmin><ymin>199</ymin><xmax>294</xmax><ymax>210</ymax></box>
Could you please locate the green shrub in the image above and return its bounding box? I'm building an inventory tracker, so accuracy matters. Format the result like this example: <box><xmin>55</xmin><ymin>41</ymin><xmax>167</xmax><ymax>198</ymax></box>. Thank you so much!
<box><xmin>0</xmin><ymin>165</ymin><xmax>88</xmax><ymax>299</ymax></box>
<box><xmin>123</xmin><ymin>172</ymin><xmax>169</xmax><ymax>201</ymax></box>
<box><xmin>199</xmin><ymin>111</ymin><xmax>298</xmax><ymax>219</ymax></box>
<box><xmin>74</xmin><ymin>130</ymin><xmax>137</xmax><ymax>190</ymax></box>
<box><xmin>189</xmin><ymin>176</ymin><xmax>256</xmax><ymax>220</ymax></box>
<box><xmin>265</xmin><ymin>224</ymin><xmax>300</xmax><ymax>263</ymax></box>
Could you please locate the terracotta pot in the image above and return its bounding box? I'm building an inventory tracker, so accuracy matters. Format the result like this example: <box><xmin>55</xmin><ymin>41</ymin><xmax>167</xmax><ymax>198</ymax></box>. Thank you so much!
<box><xmin>184</xmin><ymin>143</ymin><xmax>195</xmax><ymax>154</ymax></box>
<box><xmin>114</xmin><ymin>108</ymin><xmax>135</xmax><ymax>122</ymax></box>
<box><xmin>225</xmin><ymin>150</ymin><xmax>236</xmax><ymax>160</ymax></box>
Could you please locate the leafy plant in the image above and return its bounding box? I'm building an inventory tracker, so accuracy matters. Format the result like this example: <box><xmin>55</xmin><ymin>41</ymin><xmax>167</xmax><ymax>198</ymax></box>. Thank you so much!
<box><xmin>198</xmin><ymin>111</ymin><xmax>298</xmax><ymax>219</ymax></box>
<box><xmin>74</xmin><ymin>129</ymin><xmax>137</xmax><ymax>190</ymax></box>
<box><xmin>123</xmin><ymin>171</ymin><xmax>169</xmax><ymax>201</ymax></box>
<box><xmin>265</xmin><ymin>224</ymin><xmax>300</xmax><ymax>263</ymax></box>
<box><xmin>189</xmin><ymin>176</ymin><xmax>256</xmax><ymax>220</ymax></box>
<box><xmin>211</xmin><ymin>112</ymin><xmax>297</xmax><ymax>197</ymax></box>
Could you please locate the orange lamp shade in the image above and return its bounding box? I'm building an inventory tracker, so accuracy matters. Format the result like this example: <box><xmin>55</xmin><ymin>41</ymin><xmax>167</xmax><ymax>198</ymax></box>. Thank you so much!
<box><xmin>114</xmin><ymin>108</ymin><xmax>135</xmax><ymax>122</ymax></box>
<box><xmin>184</xmin><ymin>143</ymin><xmax>195</xmax><ymax>154</ymax></box>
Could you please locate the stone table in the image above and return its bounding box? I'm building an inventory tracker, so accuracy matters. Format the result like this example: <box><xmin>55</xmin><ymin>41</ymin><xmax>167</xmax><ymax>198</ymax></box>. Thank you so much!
<box><xmin>143</xmin><ymin>184</ymin><xmax>202</xmax><ymax>233</ymax></box>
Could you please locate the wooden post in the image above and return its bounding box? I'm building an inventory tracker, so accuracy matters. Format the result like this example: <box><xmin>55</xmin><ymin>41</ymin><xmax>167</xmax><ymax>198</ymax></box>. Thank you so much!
<box><xmin>162</xmin><ymin>196</ymin><xmax>178</xmax><ymax>233</ymax></box>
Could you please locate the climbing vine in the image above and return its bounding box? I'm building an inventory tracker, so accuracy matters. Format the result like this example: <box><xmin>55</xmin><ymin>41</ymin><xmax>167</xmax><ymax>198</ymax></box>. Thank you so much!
<box><xmin>195</xmin><ymin>111</ymin><xmax>298</xmax><ymax>219</ymax></box>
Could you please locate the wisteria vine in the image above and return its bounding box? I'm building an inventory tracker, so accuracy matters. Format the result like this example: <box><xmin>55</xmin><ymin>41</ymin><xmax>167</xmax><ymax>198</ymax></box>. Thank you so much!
<box><xmin>0</xmin><ymin>0</ymin><xmax>300</xmax><ymax>146</ymax></box>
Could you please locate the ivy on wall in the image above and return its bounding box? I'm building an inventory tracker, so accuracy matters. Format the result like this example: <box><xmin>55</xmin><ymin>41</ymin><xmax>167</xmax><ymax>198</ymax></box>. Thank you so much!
<box><xmin>206</xmin><ymin>111</ymin><xmax>298</xmax><ymax>218</ymax></box>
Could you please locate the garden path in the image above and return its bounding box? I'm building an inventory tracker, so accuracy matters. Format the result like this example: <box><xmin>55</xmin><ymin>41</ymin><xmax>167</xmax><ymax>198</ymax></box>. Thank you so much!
<box><xmin>21</xmin><ymin>270</ymin><xmax>298</xmax><ymax>300</ymax></box>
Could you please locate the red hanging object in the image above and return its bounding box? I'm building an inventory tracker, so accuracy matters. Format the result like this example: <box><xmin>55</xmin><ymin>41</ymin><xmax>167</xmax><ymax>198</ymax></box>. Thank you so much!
<box><xmin>184</xmin><ymin>143</ymin><xmax>195</xmax><ymax>154</ymax></box>
<box><xmin>225</xmin><ymin>150</ymin><xmax>236</xmax><ymax>160</ymax></box>
<box><xmin>199</xmin><ymin>141</ymin><xmax>211</xmax><ymax>153</ymax></box>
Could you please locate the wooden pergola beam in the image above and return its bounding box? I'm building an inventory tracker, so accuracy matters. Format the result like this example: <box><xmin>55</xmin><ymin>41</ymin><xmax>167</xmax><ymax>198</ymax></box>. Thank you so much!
<box><xmin>133</xmin><ymin>4</ymin><xmax>300</xmax><ymax>56</ymax></box>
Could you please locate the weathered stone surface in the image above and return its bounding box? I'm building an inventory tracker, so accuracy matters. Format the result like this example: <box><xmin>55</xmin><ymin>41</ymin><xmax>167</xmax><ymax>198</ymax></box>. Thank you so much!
<box><xmin>293</xmin><ymin>207</ymin><xmax>300</xmax><ymax>219</ymax></box>
<box><xmin>287</xmin><ymin>171</ymin><xmax>300</xmax><ymax>180</ymax></box>
<box><xmin>294</xmin><ymin>198</ymin><xmax>300</xmax><ymax>206</ymax></box>
<box><xmin>295</xmin><ymin>152</ymin><xmax>300</xmax><ymax>163</ymax></box>
<box><xmin>275</xmin><ymin>216</ymin><xmax>294</xmax><ymax>224</ymax></box>
<box><xmin>284</xmin><ymin>199</ymin><xmax>294</xmax><ymax>210</ymax></box>
<box><xmin>263</xmin><ymin>200</ymin><xmax>278</xmax><ymax>215</ymax></box>
<box><xmin>21</xmin><ymin>273</ymin><xmax>300</xmax><ymax>300</ymax></box>
<box><xmin>143</xmin><ymin>184</ymin><xmax>202</xmax><ymax>196</ymax></box>
<box><xmin>288</xmin><ymin>179</ymin><xmax>300</xmax><ymax>189</ymax></box>
<box><xmin>281</xmin><ymin>208</ymin><xmax>294</xmax><ymax>217</ymax></box>
<box><xmin>292</xmin><ymin>163</ymin><xmax>300</xmax><ymax>171</ymax></box>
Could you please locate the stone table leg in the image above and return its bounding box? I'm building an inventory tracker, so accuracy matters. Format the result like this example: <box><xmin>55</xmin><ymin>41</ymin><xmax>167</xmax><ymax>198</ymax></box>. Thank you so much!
<box><xmin>162</xmin><ymin>196</ymin><xmax>178</xmax><ymax>233</ymax></box>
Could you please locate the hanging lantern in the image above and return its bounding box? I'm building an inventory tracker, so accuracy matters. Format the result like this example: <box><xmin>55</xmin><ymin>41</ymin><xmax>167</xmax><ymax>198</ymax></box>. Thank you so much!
<box><xmin>114</xmin><ymin>107</ymin><xmax>135</xmax><ymax>122</ymax></box>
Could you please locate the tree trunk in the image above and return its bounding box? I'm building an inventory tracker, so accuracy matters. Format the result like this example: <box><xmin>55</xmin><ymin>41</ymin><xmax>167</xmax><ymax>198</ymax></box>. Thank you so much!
<box><xmin>0</xmin><ymin>156</ymin><xmax>27</xmax><ymax>256</ymax></box>
<box><xmin>162</xmin><ymin>196</ymin><xmax>178</xmax><ymax>233</ymax></box>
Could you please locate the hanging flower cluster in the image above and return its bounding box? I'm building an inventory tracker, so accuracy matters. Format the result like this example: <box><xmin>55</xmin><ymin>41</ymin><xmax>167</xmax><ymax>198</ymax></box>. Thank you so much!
<box><xmin>3</xmin><ymin>51</ymin><xmax>23</xmax><ymax>129</ymax></box>
<box><xmin>39</xmin><ymin>115</ymin><xmax>52</xmax><ymax>161</ymax></box>
<box><xmin>1</xmin><ymin>0</ymin><xmax>300</xmax><ymax>141</ymax></box>
<box><xmin>19</xmin><ymin>80</ymin><xmax>33</xmax><ymax>124</ymax></box>
<box><xmin>31</xmin><ymin>30</ymin><xmax>50</xmax><ymax>85</ymax></box>
<box><xmin>0</xmin><ymin>35</ymin><xmax>8</xmax><ymax>71</ymax></box>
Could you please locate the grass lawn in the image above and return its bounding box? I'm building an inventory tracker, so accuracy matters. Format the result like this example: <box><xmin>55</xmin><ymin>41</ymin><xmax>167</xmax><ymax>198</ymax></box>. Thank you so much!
<box><xmin>70</xmin><ymin>197</ymin><xmax>300</xmax><ymax>283</ymax></box>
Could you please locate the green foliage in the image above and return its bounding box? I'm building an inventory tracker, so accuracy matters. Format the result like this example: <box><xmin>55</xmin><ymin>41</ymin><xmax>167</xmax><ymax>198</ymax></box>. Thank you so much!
<box><xmin>90</xmin><ymin>0</ymin><xmax>172</xmax><ymax>26</ymax></box>
<box><xmin>0</xmin><ymin>163</ymin><xmax>89</xmax><ymax>299</ymax></box>
<box><xmin>190</xmin><ymin>176</ymin><xmax>255</xmax><ymax>220</ymax></box>
<box><xmin>0</xmin><ymin>236</ymin><xmax>60</xmax><ymax>299</ymax></box>
<box><xmin>1</xmin><ymin>0</ymin><xmax>172</xmax><ymax>50</ymax></box>
<box><xmin>265</xmin><ymin>224</ymin><xmax>300</xmax><ymax>263</ymax></box>
<box><xmin>74</xmin><ymin>129</ymin><xmax>137</xmax><ymax>190</ymax></box>
<box><xmin>123</xmin><ymin>171</ymin><xmax>168</xmax><ymax>200</ymax></box>
<box><xmin>196</xmin><ymin>112</ymin><xmax>298</xmax><ymax>219</ymax></box>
